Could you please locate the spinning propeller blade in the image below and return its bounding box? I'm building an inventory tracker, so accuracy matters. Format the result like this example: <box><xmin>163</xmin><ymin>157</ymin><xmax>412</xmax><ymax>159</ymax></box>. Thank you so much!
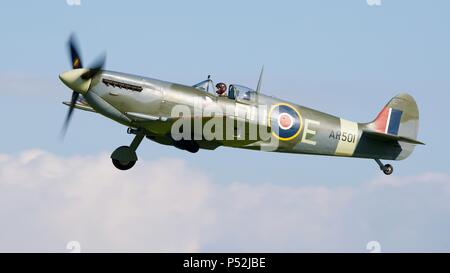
<box><xmin>60</xmin><ymin>34</ymin><xmax>106</xmax><ymax>138</ymax></box>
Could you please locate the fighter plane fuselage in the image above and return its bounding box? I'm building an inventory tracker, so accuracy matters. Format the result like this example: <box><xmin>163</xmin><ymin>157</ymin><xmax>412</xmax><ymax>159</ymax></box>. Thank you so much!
<box><xmin>80</xmin><ymin>70</ymin><xmax>413</xmax><ymax>161</ymax></box>
<box><xmin>59</xmin><ymin>35</ymin><xmax>422</xmax><ymax>173</ymax></box>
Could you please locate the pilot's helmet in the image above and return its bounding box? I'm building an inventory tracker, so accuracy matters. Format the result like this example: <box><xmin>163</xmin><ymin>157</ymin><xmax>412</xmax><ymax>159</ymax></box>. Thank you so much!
<box><xmin>216</xmin><ymin>82</ymin><xmax>227</xmax><ymax>95</ymax></box>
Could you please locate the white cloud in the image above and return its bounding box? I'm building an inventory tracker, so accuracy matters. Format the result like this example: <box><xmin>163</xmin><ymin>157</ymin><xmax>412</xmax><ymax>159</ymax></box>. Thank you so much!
<box><xmin>0</xmin><ymin>150</ymin><xmax>449</xmax><ymax>252</ymax></box>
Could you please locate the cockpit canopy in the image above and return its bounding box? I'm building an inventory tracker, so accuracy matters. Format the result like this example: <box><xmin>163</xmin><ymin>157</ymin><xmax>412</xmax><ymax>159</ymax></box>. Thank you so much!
<box><xmin>192</xmin><ymin>78</ymin><xmax>213</xmax><ymax>92</ymax></box>
<box><xmin>228</xmin><ymin>84</ymin><xmax>256</xmax><ymax>102</ymax></box>
<box><xmin>192</xmin><ymin>78</ymin><xmax>257</xmax><ymax>102</ymax></box>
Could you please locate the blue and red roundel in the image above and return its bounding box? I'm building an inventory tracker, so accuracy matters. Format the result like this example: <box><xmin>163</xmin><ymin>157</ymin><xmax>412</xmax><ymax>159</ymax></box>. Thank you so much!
<box><xmin>269</xmin><ymin>103</ymin><xmax>303</xmax><ymax>141</ymax></box>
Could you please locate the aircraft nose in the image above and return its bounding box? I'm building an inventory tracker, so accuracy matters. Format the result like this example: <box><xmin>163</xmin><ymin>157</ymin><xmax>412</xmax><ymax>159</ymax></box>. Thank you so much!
<box><xmin>59</xmin><ymin>68</ymin><xmax>92</xmax><ymax>94</ymax></box>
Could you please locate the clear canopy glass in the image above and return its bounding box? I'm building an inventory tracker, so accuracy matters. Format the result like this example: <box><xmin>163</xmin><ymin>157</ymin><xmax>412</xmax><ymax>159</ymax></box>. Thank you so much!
<box><xmin>229</xmin><ymin>84</ymin><xmax>256</xmax><ymax>101</ymax></box>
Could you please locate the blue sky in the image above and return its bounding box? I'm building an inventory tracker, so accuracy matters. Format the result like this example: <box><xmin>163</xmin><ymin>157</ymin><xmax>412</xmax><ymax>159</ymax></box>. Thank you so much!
<box><xmin>0</xmin><ymin>0</ymin><xmax>449</xmax><ymax>252</ymax></box>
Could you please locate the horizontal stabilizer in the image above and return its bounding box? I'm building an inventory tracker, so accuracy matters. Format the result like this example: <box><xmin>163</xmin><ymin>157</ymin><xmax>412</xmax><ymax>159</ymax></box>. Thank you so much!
<box><xmin>362</xmin><ymin>130</ymin><xmax>425</xmax><ymax>145</ymax></box>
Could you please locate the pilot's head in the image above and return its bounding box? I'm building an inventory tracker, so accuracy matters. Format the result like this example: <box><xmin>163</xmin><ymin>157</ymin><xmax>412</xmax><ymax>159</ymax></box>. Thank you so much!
<box><xmin>216</xmin><ymin>82</ymin><xmax>227</xmax><ymax>95</ymax></box>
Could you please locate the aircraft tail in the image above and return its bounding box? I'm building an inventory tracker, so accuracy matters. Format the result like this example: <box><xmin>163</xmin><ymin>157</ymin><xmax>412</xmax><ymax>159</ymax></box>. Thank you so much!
<box><xmin>364</xmin><ymin>93</ymin><xmax>423</xmax><ymax>160</ymax></box>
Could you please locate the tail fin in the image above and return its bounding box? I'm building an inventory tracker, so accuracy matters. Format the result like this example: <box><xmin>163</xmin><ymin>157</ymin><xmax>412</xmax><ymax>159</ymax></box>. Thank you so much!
<box><xmin>366</xmin><ymin>93</ymin><xmax>422</xmax><ymax>160</ymax></box>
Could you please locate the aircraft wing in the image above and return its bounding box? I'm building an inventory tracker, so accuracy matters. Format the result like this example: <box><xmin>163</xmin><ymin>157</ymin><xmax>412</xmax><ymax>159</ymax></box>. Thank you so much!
<box><xmin>125</xmin><ymin>112</ymin><xmax>170</xmax><ymax>122</ymax></box>
<box><xmin>124</xmin><ymin>112</ymin><xmax>261</xmax><ymax>141</ymax></box>
<box><xmin>125</xmin><ymin>112</ymin><xmax>249</xmax><ymax>126</ymax></box>
<box><xmin>362</xmin><ymin>130</ymin><xmax>425</xmax><ymax>145</ymax></box>
<box><xmin>62</xmin><ymin>99</ymin><xmax>96</xmax><ymax>113</ymax></box>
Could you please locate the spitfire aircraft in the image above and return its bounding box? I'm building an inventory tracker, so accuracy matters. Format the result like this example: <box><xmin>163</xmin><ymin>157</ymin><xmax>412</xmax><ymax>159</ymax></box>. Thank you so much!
<box><xmin>59</xmin><ymin>35</ymin><xmax>424</xmax><ymax>174</ymax></box>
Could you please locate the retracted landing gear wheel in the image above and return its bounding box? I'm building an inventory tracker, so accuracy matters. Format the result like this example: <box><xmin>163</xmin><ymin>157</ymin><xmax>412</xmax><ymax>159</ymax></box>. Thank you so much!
<box><xmin>111</xmin><ymin>145</ymin><xmax>138</xmax><ymax>171</ymax></box>
<box><xmin>382</xmin><ymin>164</ymin><xmax>393</xmax><ymax>175</ymax></box>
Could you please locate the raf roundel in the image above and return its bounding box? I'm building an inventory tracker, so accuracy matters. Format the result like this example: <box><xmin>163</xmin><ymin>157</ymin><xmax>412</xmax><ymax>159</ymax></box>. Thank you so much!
<box><xmin>278</xmin><ymin>113</ymin><xmax>294</xmax><ymax>130</ymax></box>
<box><xmin>269</xmin><ymin>103</ymin><xmax>303</xmax><ymax>141</ymax></box>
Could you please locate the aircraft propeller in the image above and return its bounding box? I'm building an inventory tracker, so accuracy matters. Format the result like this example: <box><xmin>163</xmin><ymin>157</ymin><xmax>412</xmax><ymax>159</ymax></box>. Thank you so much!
<box><xmin>60</xmin><ymin>34</ymin><xmax>106</xmax><ymax>138</ymax></box>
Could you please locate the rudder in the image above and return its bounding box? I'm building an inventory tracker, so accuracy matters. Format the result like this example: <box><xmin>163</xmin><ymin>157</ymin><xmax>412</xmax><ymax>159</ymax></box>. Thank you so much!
<box><xmin>367</xmin><ymin>93</ymin><xmax>421</xmax><ymax>160</ymax></box>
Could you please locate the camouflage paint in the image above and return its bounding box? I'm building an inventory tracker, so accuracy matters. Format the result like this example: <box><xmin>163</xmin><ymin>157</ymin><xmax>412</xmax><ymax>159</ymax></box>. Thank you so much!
<box><xmin>77</xmin><ymin>70</ymin><xmax>422</xmax><ymax>161</ymax></box>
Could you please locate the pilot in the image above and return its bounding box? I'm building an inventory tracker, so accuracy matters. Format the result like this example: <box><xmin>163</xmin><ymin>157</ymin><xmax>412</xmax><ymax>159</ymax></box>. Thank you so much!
<box><xmin>215</xmin><ymin>82</ymin><xmax>227</xmax><ymax>97</ymax></box>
